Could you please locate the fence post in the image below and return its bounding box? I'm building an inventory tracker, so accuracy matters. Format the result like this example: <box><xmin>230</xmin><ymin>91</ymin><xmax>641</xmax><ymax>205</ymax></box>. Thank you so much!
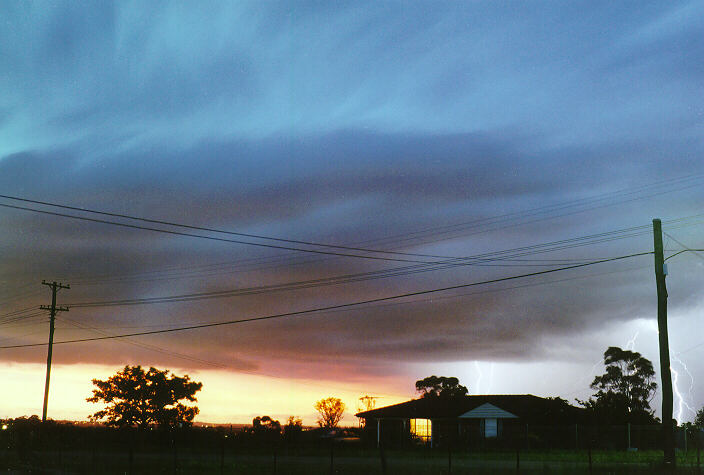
<box><xmin>448</xmin><ymin>442</ymin><xmax>452</xmax><ymax>474</ymax></box>
<box><xmin>219</xmin><ymin>437</ymin><xmax>225</xmax><ymax>475</ymax></box>
<box><xmin>172</xmin><ymin>434</ymin><xmax>178</xmax><ymax>475</ymax></box>
<box><xmin>697</xmin><ymin>429</ymin><xmax>700</xmax><ymax>473</ymax></box>
<box><xmin>588</xmin><ymin>436</ymin><xmax>593</xmax><ymax>474</ymax></box>
<box><xmin>379</xmin><ymin>441</ymin><xmax>387</xmax><ymax>474</ymax></box>
<box><xmin>685</xmin><ymin>427</ymin><xmax>688</xmax><ymax>453</ymax></box>
<box><xmin>525</xmin><ymin>424</ymin><xmax>529</xmax><ymax>450</ymax></box>
<box><xmin>516</xmin><ymin>444</ymin><xmax>520</xmax><ymax>473</ymax></box>
<box><xmin>329</xmin><ymin>439</ymin><xmax>334</xmax><ymax>475</ymax></box>
<box><xmin>128</xmin><ymin>440</ymin><xmax>134</xmax><ymax>475</ymax></box>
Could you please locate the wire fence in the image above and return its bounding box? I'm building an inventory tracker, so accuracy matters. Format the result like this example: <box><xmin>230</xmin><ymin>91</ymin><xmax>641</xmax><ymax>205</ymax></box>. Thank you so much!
<box><xmin>1</xmin><ymin>421</ymin><xmax>703</xmax><ymax>474</ymax></box>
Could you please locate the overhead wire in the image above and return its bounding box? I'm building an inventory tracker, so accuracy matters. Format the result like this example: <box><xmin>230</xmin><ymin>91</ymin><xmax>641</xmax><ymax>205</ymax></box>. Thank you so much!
<box><xmin>4</xmin><ymin>174</ymin><xmax>703</xmax><ymax>293</ymax></box>
<box><xmin>3</xmin><ymin>173</ymin><xmax>702</xmax><ymax>261</ymax></box>
<box><xmin>0</xmin><ymin>202</ymin><xmax>443</xmax><ymax>264</ymax></box>
<box><xmin>2</xmin><ymin>174</ymin><xmax>703</xmax><ymax>282</ymax></box>
<box><xmin>0</xmin><ymin>251</ymin><xmax>652</xmax><ymax>349</ymax></box>
<box><xmin>56</xmin><ymin>316</ymin><xmax>227</xmax><ymax>369</ymax></box>
<box><xmin>62</xmin><ymin>224</ymin><xmax>655</xmax><ymax>308</ymax></box>
<box><xmin>0</xmin><ymin>223</ymin><xmax>662</xmax><ymax>310</ymax></box>
<box><xmin>65</xmin><ymin>261</ymin><xmax>653</xmax><ymax>332</ymax></box>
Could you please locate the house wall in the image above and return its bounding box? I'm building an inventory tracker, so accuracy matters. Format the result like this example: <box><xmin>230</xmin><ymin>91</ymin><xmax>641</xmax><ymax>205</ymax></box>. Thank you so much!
<box><xmin>362</xmin><ymin>418</ymin><xmax>408</xmax><ymax>447</ymax></box>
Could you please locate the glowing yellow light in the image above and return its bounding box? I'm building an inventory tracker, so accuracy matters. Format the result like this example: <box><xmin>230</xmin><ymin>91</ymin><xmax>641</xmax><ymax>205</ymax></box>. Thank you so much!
<box><xmin>410</xmin><ymin>418</ymin><xmax>431</xmax><ymax>441</ymax></box>
<box><xmin>1</xmin><ymin>424</ymin><xmax>7</xmax><ymax>430</ymax></box>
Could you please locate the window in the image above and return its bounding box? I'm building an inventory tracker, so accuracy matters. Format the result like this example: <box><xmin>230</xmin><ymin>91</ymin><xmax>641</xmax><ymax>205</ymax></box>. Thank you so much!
<box><xmin>410</xmin><ymin>418</ymin><xmax>431</xmax><ymax>442</ymax></box>
<box><xmin>484</xmin><ymin>418</ymin><xmax>498</xmax><ymax>438</ymax></box>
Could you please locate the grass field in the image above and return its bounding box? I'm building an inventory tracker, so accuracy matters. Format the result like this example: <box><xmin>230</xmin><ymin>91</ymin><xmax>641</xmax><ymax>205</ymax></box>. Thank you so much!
<box><xmin>2</xmin><ymin>446</ymin><xmax>703</xmax><ymax>474</ymax></box>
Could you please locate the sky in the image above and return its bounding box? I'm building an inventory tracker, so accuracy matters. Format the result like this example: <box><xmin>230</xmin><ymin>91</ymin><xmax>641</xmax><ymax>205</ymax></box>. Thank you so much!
<box><xmin>1</xmin><ymin>1</ymin><xmax>704</xmax><ymax>426</ymax></box>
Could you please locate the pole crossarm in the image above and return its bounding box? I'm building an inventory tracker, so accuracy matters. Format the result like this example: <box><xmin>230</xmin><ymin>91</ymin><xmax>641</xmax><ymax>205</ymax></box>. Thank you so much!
<box><xmin>39</xmin><ymin>305</ymin><xmax>69</xmax><ymax>312</ymax></box>
<box><xmin>41</xmin><ymin>280</ymin><xmax>69</xmax><ymax>423</ymax></box>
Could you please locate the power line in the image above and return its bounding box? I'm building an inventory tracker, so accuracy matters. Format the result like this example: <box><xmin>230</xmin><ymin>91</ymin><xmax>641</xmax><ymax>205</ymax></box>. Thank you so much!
<box><xmin>663</xmin><ymin>232</ymin><xmax>704</xmax><ymax>263</ymax></box>
<box><xmin>61</xmin><ymin>222</ymin><xmax>655</xmax><ymax>309</ymax></box>
<box><xmin>0</xmin><ymin>202</ymin><xmax>448</xmax><ymax>264</ymax></box>
<box><xmin>60</xmin><ymin>228</ymin><xmax>644</xmax><ymax>289</ymax></box>
<box><xmin>57</xmin><ymin>224</ymin><xmax>654</xmax><ymax>307</ymax></box>
<box><xmin>2</xmin><ymin>174</ymin><xmax>701</xmax><ymax>261</ymax></box>
<box><xmin>0</xmin><ymin>200</ymin><xmax>666</xmax><ymax>271</ymax></box>
<box><xmin>46</xmin><ymin>261</ymin><xmax>652</xmax><ymax>333</ymax></box>
<box><xmin>0</xmin><ymin>251</ymin><xmax>651</xmax><ymax>349</ymax></box>
<box><xmin>2</xmin><ymin>175</ymin><xmax>703</xmax><ymax>273</ymax></box>
<box><xmin>0</xmin><ymin>195</ymin><xmax>456</xmax><ymax>260</ymax></box>
<box><xmin>57</xmin><ymin>316</ymin><xmax>227</xmax><ymax>369</ymax></box>
<box><xmin>64</xmin><ymin>248</ymin><xmax>649</xmax><ymax>309</ymax></box>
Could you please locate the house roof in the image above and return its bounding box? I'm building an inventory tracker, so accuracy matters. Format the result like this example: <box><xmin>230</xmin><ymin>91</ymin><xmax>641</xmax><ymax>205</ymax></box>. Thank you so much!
<box><xmin>356</xmin><ymin>395</ymin><xmax>585</xmax><ymax>424</ymax></box>
<box><xmin>460</xmin><ymin>402</ymin><xmax>518</xmax><ymax>419</ymax></box>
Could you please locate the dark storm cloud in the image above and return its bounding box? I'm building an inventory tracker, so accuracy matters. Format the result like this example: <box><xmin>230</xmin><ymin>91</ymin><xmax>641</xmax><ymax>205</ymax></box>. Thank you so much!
<box><xmin>1</xmin><ymin>1</ymin><xmax>704</xmax><ymax>383</ymax></box>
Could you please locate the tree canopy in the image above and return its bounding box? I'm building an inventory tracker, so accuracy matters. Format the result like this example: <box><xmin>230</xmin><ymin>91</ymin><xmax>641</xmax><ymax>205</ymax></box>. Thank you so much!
<box><xmin>415</xmin><ymin>375</ymin><xmax>468</xmax><ymax>398</ymax></box>
<box><xmin>579</xmin><ymin>346</ymin><xmax>657</xmax><ymax>423</ymax></box>
<box><xmin>694</xmin><ymin>407</ymin><xmax>704</xmax><ymax>428</ymax></box>
<box><xmin>87</xmin><ymin>365</ymin><xmax>202</xmax><ymax>429</ymax></box>
<box><xmin>314</xmin><ymin>397</ymin><xmax>346</xmax><ymax>429</ymax></box>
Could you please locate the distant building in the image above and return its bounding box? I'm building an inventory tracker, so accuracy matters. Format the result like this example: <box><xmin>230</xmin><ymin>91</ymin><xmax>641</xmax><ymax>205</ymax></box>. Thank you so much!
<box><xmin>356</xmin><ymin>394</ymin><xmax>586</xmax><ymax>449</ymax></box>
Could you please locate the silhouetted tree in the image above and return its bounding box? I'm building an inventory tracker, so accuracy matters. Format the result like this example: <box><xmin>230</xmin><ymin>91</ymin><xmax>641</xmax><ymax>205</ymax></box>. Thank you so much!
<box><xmin>578</xmin><ymin>347</ymin><xmax>657</xmax><ymax>423</ymax></box>
<box><xmin>357</xmin><ymin>395</ymin><xmax>378</xmax><ymax>427</ymax></box>
<box><xmin>245</xmin><ymin>415</ymin><xmax>282</xmax><ymax>443</ymax></box>
<box><xmin>415</xmin><ymin>375</ymin><xmax>468</xmax><ymax>398</ymax></box>
<box><xmin>87</xmin><ymin>365</ymin><xmax>202</xmax><ymax>429</ymax></box>
<box><xmin>283</xmin><ymin>416</ymin><xmax>303</xmax><ymax>442</ymax></box>
<box><xmin>314</xmin><ymin>397</ymin><xmax>345</xmax><ymax>429</ymax></box>
<box><xmin>694</xmin><ymin>407</ymin><xmax>704</xmax><ymax>428</ymax></box>
<box><xmin>252</xmin><ymin>415</ymin><xmax>281</xmax><ymax>433</ymax></box>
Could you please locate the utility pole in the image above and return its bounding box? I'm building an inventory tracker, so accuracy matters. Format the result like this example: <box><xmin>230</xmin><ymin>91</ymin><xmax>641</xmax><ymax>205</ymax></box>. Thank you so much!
<box><xmin>653</xmin><ymin>219</ymin><xmax>675</xmax><ymax>468</ymax></box>
<box><xmin>40</xmin><ymin>280</ymin><xmax>69</xmax><ymax>423</ymax></box>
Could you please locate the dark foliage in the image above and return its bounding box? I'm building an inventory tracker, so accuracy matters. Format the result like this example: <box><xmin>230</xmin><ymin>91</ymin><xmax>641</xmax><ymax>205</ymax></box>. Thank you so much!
<box><xmin>578</xmin><ymin>346</ymin><xmax>657</xmax><ymax>424</ymax></box>
<box><xmin>87</xmin><ymin>365</ymin><xmax>202</xmax><ymax>429</ymax></box>
<box><xmin>415</xmin><ymin>375</ymin><xmax>468</xmax><ymax>399</ymax></box>
<box><xmin>283</xmin><ymin>416</ymin><xmax>303</xmax><ymax>443</ymax></box>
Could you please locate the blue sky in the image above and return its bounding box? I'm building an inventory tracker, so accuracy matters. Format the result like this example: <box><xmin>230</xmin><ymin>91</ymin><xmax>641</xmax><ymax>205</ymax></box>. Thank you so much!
<box><xmin>1</xmin><ymin>1</ymin><xmax>704</xmax><ymax>423</ymax></box>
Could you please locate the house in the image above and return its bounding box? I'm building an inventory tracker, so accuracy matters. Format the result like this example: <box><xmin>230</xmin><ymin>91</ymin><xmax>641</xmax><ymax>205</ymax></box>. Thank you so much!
<box><xmin>356</xmin><ymin>394</ymin><xmax>586</xmax><ymax>449</ymax></box>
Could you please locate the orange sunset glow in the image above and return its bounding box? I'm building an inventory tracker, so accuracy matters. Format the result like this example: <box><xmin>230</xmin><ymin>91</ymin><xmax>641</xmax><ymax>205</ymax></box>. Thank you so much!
<box><xmin>2</xmin><ymin>4</ymin><xmax>704</xmax><ymax>473</ymax></box>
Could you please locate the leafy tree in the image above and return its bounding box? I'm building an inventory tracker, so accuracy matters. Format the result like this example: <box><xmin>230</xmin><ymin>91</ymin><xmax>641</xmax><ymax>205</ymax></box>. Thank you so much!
<box><xmin>252</xmin><ymin>415</ymin><xmax>281</xmax><ymax>433</ymax></box>
<box><xmin>694</xmin><ymin>407</ymin><xmax>704</xmax><ymax>428</ymax></box>
<box><xmin>246</xmin><ymin>415</ymin><xmax>282</xmax><ymax>443</ymax></box>
<box><xmin>314</xmin><ymin>397</ymin><xmax>346</xmax><ymax>429</ymax></box>
<box><xmin>579</xmin><ymin>347</ymin><xmax>657</xmax><ymax>423</ymax></box>
<box><xmin>87</xmin><ymin>365</ymin><xmax>202</xmax><ymax>429</ymax></box>
<box><xmin>283</xmin><ymin>416</ymin><xmax>303</xmax><ymax>442</ymax></box>
<box><xmin>415</xmin><ymin>375</ymin><xmax>468</xmax><ymax>398</ymax></box>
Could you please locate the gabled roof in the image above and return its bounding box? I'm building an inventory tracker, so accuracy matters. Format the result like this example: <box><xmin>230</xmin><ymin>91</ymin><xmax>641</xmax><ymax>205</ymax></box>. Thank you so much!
<box><xmin>356</xmin><ymin>395</ymin><xmax>585</xmax><ymax>424</ymax></box>
<box><xmin>460</xmin><ymin>402</ymin><xmax>518</xmax><ymax>419</ymax></box>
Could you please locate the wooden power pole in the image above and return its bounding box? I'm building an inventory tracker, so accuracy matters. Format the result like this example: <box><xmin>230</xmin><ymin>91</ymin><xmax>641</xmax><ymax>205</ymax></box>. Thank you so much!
<box><xmin>653</xmin><ymin>219</ymin><xmax>675</xmax><ymax>467</ymax></box>
<box><xmin>40</xmin><ymin>280</ymin><xmax>69</xmax><ymax>423</ymax></box>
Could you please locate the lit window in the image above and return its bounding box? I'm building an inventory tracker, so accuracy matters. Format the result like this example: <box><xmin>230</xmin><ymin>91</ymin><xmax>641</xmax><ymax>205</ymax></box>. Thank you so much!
<box><xmin>484</xmin><ymin>418</ymin><xmax>497</xmax><ymax>438</ymax></box>
<box><xmin>410</xmin><ymin>418</ymin><xmax>431</xmax><ymax>442</ymax></box>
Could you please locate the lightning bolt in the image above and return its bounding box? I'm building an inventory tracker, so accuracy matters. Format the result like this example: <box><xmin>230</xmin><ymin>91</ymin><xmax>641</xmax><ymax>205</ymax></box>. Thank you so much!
<box><xmin>670</xmin><ymin>354</ymin><xmax>697</xmax><ymax>424</ymax></box>
<box><xmin>625</xmin><ymin>331</ymin><xmax>639</xmax><ymax>351</ymax></box>
<box><xmin>623</xmin><ymin>330</ymin><xmax>696</xmax><ymax>424</ymax></box>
